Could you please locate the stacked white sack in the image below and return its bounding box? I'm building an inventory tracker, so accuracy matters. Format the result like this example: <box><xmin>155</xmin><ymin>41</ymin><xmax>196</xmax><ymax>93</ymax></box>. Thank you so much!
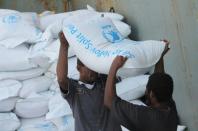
<box><xmin>116</xmin><ymin>75</ymin><xmax>149</xmax><ymax>101</ymax></box>
<box><xmin>18</xmin><ymin>117</ymin><xmax>57</xmax><ymax>131</ymax></box>
<box><xmin>0</xmin><ymin>113</ymin><xmax>21</xmax><ymax>131</ymax></box>
<box><xmin>39</xmin><ymin>9</ymin><xmax>130</xmax><ymax>39</ymax></box>
<box><xmin>62</xmin><ymin>15</ymin><xmax>165</xmax><ymax>78</ymax></box>
<box><xmin>0</xmin><ymin>80</ymin><xmax>22</xmax><ymax>112</ymax></box>
<box><xmin>0</xmin><ymin>44</ymin><xmax>37</xmax><ymax>71</ymax></box>
<box><xmin>0</xmin><ymin>9</ymin><xmax>42</xmax><ymax>48</ymax></box>
<box><xmin>28</xmin><ymin>38</ymin><xmax>76</xmax><ymax>68</ymax></box>
<box><xmin>14</xmin><ymin>90</ymin><xmax>55</xmax><ymax>119</ymax></box>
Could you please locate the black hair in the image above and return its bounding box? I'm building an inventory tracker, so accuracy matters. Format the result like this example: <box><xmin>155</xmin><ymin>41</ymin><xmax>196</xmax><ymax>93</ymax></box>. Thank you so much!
<box><xmin>146</xmin><ymin>73</ymin><xmax>173</xmax><ymax>102</ymax></box>
<box><xmin>77</xmin><ymin>58</ymin><xmax>84</xmax><ymax>67</ymax></box>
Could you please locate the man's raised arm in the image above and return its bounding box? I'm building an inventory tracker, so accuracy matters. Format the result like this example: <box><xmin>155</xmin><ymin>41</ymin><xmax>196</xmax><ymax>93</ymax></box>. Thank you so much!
<box><xmin>154</xmin><ymin>40</ymin><xmax>170</xmax><ymax>73</ymax></box>
<box><xmin>104</xmin><ymin>56</ymin><xmax>127</xmax><ymax>109</ymax></box>
<box><xmin>57</xmin><ymin>32</ymin><xmax>69</xmax><ymax>92</ymax></box>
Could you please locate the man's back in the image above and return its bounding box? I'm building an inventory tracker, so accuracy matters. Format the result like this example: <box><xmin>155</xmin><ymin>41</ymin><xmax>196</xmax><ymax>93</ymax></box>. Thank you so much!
<box><xmin>112</xmin><ymin>97</ymin><xmax>179</xmax><ymax>131</ymax></box>
<box><xmin>61</xmin><ymin>78</ymin><xmax>121</xmax><ymax>131</ymax></box>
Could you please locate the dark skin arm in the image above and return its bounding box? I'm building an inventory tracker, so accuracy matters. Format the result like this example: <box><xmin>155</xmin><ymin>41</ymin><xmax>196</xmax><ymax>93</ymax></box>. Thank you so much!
<box><xmin>56</xmin><ymin>32</ymin><xmax>69</xmax><ymax>92</ymax></box>
<box><xmin>104</xmin><ymin>56</ymin><xmax>127</xmax><ymax>109</ymax></box>
<box><xmin>104</xmin><ymin>40</ymin><xmax>170</xmax><ymax>109</ymax></box>
<box><xmin>154</xmin><ymin>40</ymin><xmax>170</xmax><ymax>73</ymax></box>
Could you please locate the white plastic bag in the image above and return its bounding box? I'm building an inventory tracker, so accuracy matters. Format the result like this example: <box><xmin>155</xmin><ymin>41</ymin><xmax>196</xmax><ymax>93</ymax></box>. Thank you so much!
<box><xmin>116</xmin><ymin>75</ymin><xmax>149</xmax><ymax>101</ymax></box>
<box><xmin>0</xmin><ymin>9</ymin><xmax>42</xmax><ymax>48</ymax></box>
<box><xmin>63</xmin><ymin>16</ymin><xmax>165</xmax><ymax>77</ymax></box>
<box><xmin>0</xmin><ymin>44</ymin><xmax>36</xmax><ymax>71</ymax></box>
<box><xmin>19</xmin><ymin>76</ymin><xmax>53</xmax><ymax>98</ymax></box>
<box><xmin>0</xmin><ymin>113</ymin><xmax>20</xmax><ymax>131</ymax></box>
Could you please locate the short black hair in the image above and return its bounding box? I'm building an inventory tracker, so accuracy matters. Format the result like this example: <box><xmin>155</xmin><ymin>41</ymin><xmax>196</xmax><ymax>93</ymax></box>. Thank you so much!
<box><xmin>77</xmin><ymin>58</ymin><xmax>84</xmax><ymax>67</ymax></box>
<box><xmin>146</xmin><ymin>73</ymin><xmax>173</xmax><ymax>102</ymax></box>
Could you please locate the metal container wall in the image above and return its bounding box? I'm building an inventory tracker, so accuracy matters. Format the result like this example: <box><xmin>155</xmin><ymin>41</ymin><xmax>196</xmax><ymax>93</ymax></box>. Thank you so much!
<box><xmin>72</xmin><ymin>0</ymin><xmax>198</xmax><ymax>131</ymax></box>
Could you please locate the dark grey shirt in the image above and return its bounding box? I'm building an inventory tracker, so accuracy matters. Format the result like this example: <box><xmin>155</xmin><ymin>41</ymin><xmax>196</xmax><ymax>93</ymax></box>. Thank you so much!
<box><xmin>112</xmin><ymin>97</ymin><xmax>179</xmax><ymax>131</ymax></box>
<box><xmin>60</xmin><ymin>78</ymin><xmax>121</xmax><ymax>131</ymax></box>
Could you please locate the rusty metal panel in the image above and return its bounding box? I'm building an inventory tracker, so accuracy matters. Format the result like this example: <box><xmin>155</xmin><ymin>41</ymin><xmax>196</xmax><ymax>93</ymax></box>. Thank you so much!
<box><xmin>0</xmin><ymin>0</ymin><xmax>68</xmax><ymax>13</ymax></box>
<box><xmin>72</xmin><ymin>0</ymin><xmax>198</xmax><ymax>130</ymax></box>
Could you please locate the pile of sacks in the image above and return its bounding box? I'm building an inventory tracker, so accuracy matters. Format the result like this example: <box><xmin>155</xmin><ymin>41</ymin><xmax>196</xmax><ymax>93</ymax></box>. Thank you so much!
<box><xmin>0</xmin><ymin>5</ymin><xmax>185</xmax><ymax>131</ymax></box>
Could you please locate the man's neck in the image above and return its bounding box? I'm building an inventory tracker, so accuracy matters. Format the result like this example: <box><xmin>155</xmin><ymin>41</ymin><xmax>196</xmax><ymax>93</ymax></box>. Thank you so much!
<box><xmin>152</xmin><ymin>102</ymin><xmax>170</xmax><ymax>111</ymax></box>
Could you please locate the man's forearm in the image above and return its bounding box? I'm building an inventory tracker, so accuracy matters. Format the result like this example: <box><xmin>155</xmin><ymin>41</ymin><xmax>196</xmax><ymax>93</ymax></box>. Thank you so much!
<box><xmin>104</xmin><ymin>67</ymin><xmax>118</xmax><ymax>109</ymax></box>
<box><xmin>154</xmin><ymin>57</ymin><xmax>165</xmax><ymax>73</ymax></box>
<box><xmin>57</xmin><ymin>40</ymin><xmax>69</xmax><ymax>90</ymax></box>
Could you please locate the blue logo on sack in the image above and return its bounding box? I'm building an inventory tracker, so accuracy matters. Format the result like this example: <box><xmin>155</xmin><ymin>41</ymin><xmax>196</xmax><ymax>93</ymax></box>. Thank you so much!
<box><xmin>2</xmin><ymin>13</ymin><xmax>21</xmax><ymax>24</ymax></box>
<box><xmin>102</xmin><ymin>25</ymin><xmax>123</xmax><ymax>43</ymax></box>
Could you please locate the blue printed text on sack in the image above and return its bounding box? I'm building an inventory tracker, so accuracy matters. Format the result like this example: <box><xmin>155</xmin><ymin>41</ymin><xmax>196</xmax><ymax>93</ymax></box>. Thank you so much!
<box><xmin>66</xmin><ymin>24</ymin><xmax>135</xmax><ymax>58</ymax></box>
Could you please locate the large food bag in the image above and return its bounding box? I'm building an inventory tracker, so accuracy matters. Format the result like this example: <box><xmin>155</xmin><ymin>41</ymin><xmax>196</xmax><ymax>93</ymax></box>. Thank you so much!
<box><xmin>49</xmin><ymin>115</ymin><xmax>74</xmax><ymax>131</ymax></box>
<box><xmin>112</xmin><ymin>20</ymin><xmax>131</xmax><ymax>38</ymax></box>
<box><xmin>18</xmin><ymin>117</ymin><xmax>57</xmax><ymax>131</ymax></box>
<box><xmin>39</xmin><ymin>9</ymin><xmax>128</xmax><ymax>39</ymax></box>
<box><xmin>0</xmin><ymin>97</ymin><xmax>18</xmax><ymax>112</ymax></box>
<box><xmin>28</xmin><ymin>39</ymin><xmax>75</xmax><ymax>67</ymax></box>
<box><xmin>0</xmin><ymin>79</ymin><xmax>22</xmax><ymax>101</ymax></box>
<box><xmin>0</xmin><ymin>44</ymin><xmax>37</xmax><ymax>72</ymax></box>
<box><xmin>0</xmin><ymin>9</ymin><xmax>42</xmax><ymax>48</ymax></box>
<box><xmin>0</xmin><ymin>67</ymin><xmax>47</xmax><ymax>81</ymax></box>
<box><xmin>116</xmin><ymin>75</ymin><xmax>149</xmax><ymax>101</ymax></box>
<box><xmin>0</xmin><ymin>113</ymin><xmax>21</xmax><ymax>131</ymax></box>
<box><xmin>48</xmin><ymin>57</ymin><xmax>79</xmax><ymax>79</ymax></box>
<box><xmin>46</xmin><ymin>94</ymin><xmax>72</xmax><ymax>120</ymax></box>
<box><xmin>19</xmin><ymin>76</ymin><xmax>53</xmax><ymax>98</ymax></box>
<box><xmin>39</xmin><ymin>10</ymin><xmax>93</xmax><ymax>31</ymax></box>
<box><xmin>14</xmin><ymin>98</ymin><xmax>48</xmax><ymax>118</ymax></box>
<box><xmin>62</xmin><ymin>15</ymin><xmax>165</xmax><ymax>77</ymax></box>
<box><xmin>14</xmin><ymin>93</ymin><xmax>51</xmax><ymax>118</ymax></box>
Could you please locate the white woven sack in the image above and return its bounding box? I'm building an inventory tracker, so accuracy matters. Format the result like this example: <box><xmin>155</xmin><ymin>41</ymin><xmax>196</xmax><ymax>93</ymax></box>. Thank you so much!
<box><xmin>46</xmin><ymin>94</ymin><xmax>72</xmax><ymax>119</ymax></box>
<box><xmin>50</xmin><ymin>115</ymin><xmax>74</xmax><ymax>131</ymax></box>
<box><xmin>116</xmin><ymin>75</ymin><xmax>149</xmax><ymax>101</ymax></box>
<box><xmin>0</xmin><ymin>44</ymin><xmax>36</xmax><ymax>71</ymax></box>
<box><xmin>63</xmin><ymin>16</ymin><xmax>165</xmax><ymax>77</ymax></box>
<box><xmin>19</xmin><ymin>76</ymin><xmax>53</xmax><ymax>98</ymax></box>
<box><xmin>0</xmin><ymin>79</ymin><xmax>22</xmax><ymax>101</ymax></box>
<box><xmin>0</xmin><ymin>9</ymin><xmax>42</xmax><ymax>48</ymax></box>
<box><xmin>14</xmin><ymin>96</ymin><xmax>49</xmax><ymax>118</ymax></box>
<box><xmin>0</xmin><ymin>97</ymin><xmax>18</xmax><ymax>112</ymax></box>
<box><xmin>0</xmin><ymin>68</ymin><xmax>47</xmax><ymax>81</ymax></box>
<box><xmin>18</xmin><ymin>117</ymin><xmax>57</xmax><ymax>131</ymax></box>
<box><xmin>0</xmin><ymin>113</ymin><xmax>20</xmax><ymax>131</ymax></box>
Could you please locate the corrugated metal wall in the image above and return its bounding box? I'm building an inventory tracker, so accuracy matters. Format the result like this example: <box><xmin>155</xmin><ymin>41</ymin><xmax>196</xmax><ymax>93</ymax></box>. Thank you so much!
<box><xmin>1</xmin><ymin>0</ymin><xmax>198</xmax><ymax>130</ymax></box>
<box><xmin>73</xmin><ymin>0</ymin><xmax>198</xmax><ymax>131</ymax></box>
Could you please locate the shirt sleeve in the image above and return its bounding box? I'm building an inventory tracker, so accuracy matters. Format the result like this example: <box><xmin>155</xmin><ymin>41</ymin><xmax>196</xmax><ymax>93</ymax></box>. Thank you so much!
<box><xmin>60</xmin><ymin>78</ymin><xmax>76</xmax><ymax>106</ymax></box>
<box><xmin>111</xmin><ymin>97</ymin><xmax>151</xmax><ymax>130</ymax></box>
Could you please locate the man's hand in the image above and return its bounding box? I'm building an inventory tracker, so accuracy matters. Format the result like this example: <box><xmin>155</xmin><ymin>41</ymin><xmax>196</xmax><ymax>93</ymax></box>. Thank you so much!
<box><xmin>59</xmin><ymin>31</ymin><xmax>69</xmax><ymax>47</ymax></box>
<box><xmin>161</xmin><ymin>40</ymin><xmax>170</xmax><ymax>57</ymax></box>
<box><xmin>111</xmin><ymin>56</ymin><xmax>128</xmax><ymax>71</ymax></box>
